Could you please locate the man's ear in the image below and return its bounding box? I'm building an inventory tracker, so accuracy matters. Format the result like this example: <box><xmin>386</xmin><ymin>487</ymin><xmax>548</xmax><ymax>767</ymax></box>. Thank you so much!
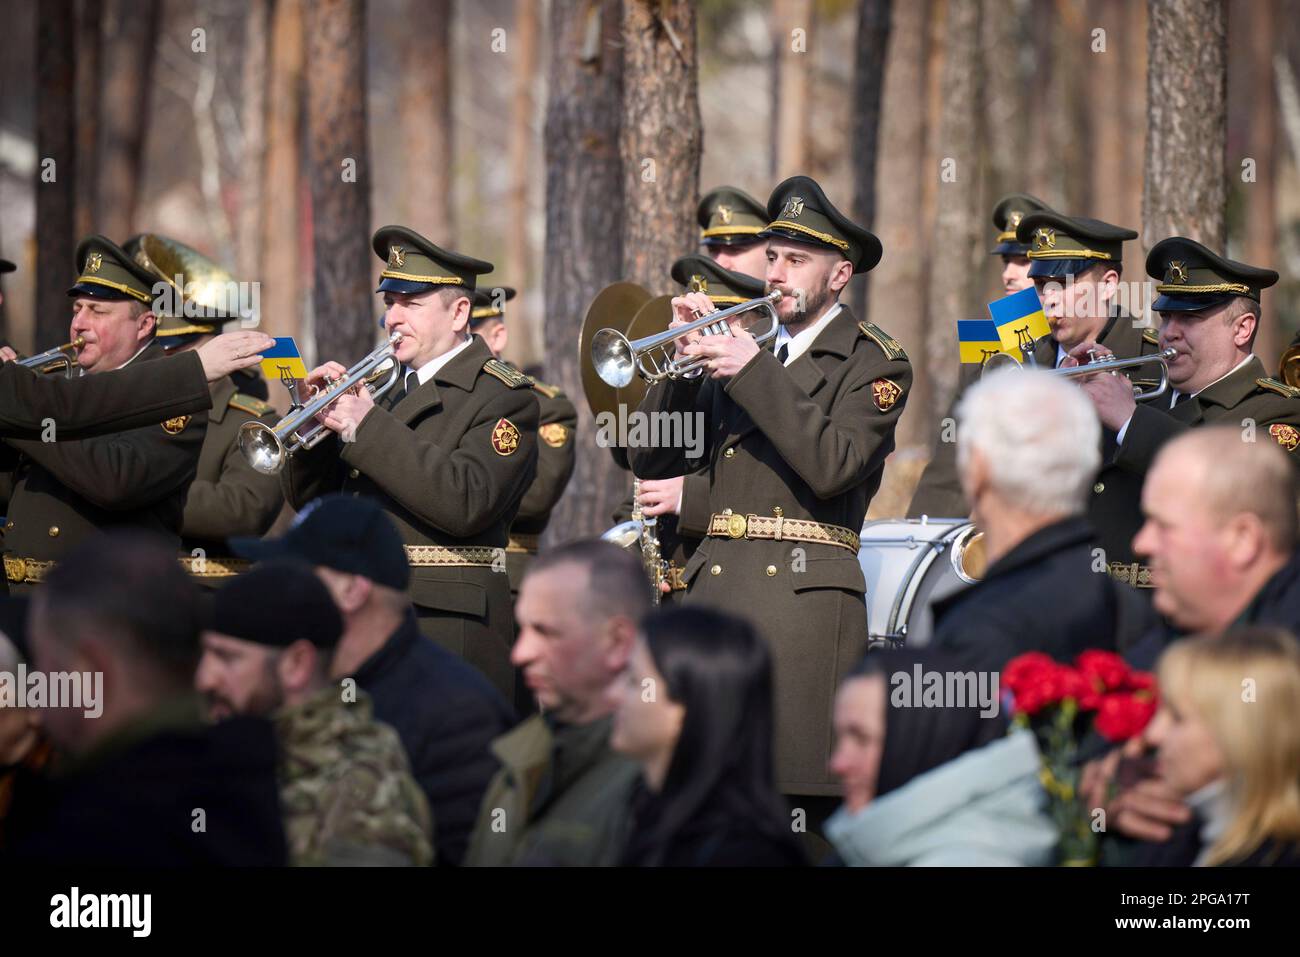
<box><xmin>829</xmin><ymin>258</ymin><xmax>853</xmax><ymax>293</ymax></box>
<box><xmin>138</xmin><ymin>310</ymin><xmax>156</xmax><ymax>341</ymax></box>
<box><xmin>1097</xmin><ymin>268</ymin><xmax>1120</xmax><ymax>309</ymax></box>
<box><xmin>1231</xmin><ymin>308</ymin><xmax>1258</xmax><ymax>349</ymax></box>
<box><xmin>605</xmin><ymin>616</ymin><xmax>638</xmax><ymax>674</ymax></box>
<box><xmin>449</xmin><ymin>295</ymin><xmax>472</xmax><ymax>334</ymax></box>
<box><xmin>1225</xmin><ymin>512</ymin><xmax>1268</xmax><ymax>570</ymax></box>
<box><xmin>337</xmin><ymin>574</ymin><xmax>373</xmax><ymax>616</ymax></box>
<box><xmin>279</xmin><ymin>640</ymin><xmax>318</xmax><ymax>692</ymax></box>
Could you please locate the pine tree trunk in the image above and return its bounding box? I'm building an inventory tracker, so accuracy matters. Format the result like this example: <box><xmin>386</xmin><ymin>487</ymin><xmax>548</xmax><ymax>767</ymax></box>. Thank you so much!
<box><xmin>304</xmin><ymin>0</ymin><xmax>374</xmax><ymax>364</ymax></box>
<box><xmin>506</xmin><ymin>0</ymin><xmax>541</xmax><ymax>368</ymax></box>
<box><xmin>849</xmin><ymin>0</ymin><xmax>892</xmax><ymax>319</ymax></box>
<box><xmin>924</xmin><ymin>0</ymin><xmax>984</xmax><ymax>422</ymax></box>
<box><xmin>95</xmin><ymin>0</ymin><xmax>160</xmax><ymax>242</ymax></box>
<box><xmin>236</xmin><ymin>0</ymin><xmax>270</xmax><ymax>285</ymax></box>
<box><xmin>398</xmin><ymin>0</ymin><xmax>454</xmax><ymax>242</ymax></box>
<box><xmin>36</xmin><ymin>0</ymin><xmax>78</xmax><ymax>351</ymax></box>
<box><xmin>544</xmin><ymin>0</ymin><xmax>626</xmax><ymax>540</ymax></box>
<box><xmin>619</xmin><ymin>0</ymin><xmax>701</xmax><ymax>290</ymax></box>
<box><xmin>260</xmin><ymin>0</ymin><xmax>305</xmax><ymax>367</ymax></box>
<box><xmin>772</xmin><ymin>0</ymin><xmax>813</xmax><ymax>179</ymax></box>
<box><xmin>1143</xmin><ymin>0</ymin><xmax>1227</xmax><ymax>249</ymax></box>
<box><xmin>74</xmin><ymin>0</ymin><xmax>101</xmax><ymax>242</ymax></box>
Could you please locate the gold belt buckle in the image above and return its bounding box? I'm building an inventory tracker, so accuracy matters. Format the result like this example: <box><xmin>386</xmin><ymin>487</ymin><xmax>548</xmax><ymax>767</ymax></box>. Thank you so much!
<box><xmin>727</xmin><ymin>513</ymin><xmax>747</xmax><ymax>539</ymax></box>
<box><xmin>5</xmin><ymin>557</ymin><xmax>24</xmax><ymax>582</ymax></box>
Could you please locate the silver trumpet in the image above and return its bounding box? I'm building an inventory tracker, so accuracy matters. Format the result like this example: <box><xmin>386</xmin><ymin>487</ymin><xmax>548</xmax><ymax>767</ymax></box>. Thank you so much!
<box><xmin>238</xmin><ymin>332</ymin><xmax>403</xmax><ymax>475</ymax></box>
<box><xmin>591</xmin><ymin>289</ymin><xmax>783</xmax><ymax>387</ymax></box>
<box><xmin>983</xmin><ymin>347</ymin><xmax>1178</xmax><ymax>402</ymax></box>
<box><xmin>18</xmin><ymin>337</ymin><xmax>85</xmax><ymax>377</ymax></box>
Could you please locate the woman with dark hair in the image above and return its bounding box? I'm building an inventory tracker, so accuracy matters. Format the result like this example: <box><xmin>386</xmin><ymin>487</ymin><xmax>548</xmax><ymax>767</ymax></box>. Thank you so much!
<box><xmin>609</xmin><ymin>608</ymin><xmax>806</xmax><ymax>867</ymax></box>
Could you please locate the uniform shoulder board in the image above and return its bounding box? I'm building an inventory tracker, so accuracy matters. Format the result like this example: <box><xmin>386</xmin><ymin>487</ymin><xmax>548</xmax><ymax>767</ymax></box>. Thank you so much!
<box><xmin>1257</xmin><ymin>377</ymin><xmax>1300</xmax><ymax>399</ymax></box>
<box><xmin>482</xmin><ymin>357</ymin><xmax>533</xmax><ymax>389</ymax></box>
<box><xmin>858</xmin><ymin>321</ymin><xmax>908</xmax><ymax>362</ymax></box>
<box><xmin>229</xmin><ymin>392</ymin><xmax>276</xmax><ymax>417</ymax></box>
<box><xmin>1141</xmin><ymin>328</ymin><xmax>1160</xmax><ymax>348</ymax></box>
<box><xmin>531</xmin><ymin>379</ymin><xmax>561</xmax><ymax>399</ymax></box>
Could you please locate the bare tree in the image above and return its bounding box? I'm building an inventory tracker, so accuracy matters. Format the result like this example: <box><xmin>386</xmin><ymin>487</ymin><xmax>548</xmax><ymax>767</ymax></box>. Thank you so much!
<box><xmin>304</xmin><ymin>0</ymin><xmax>374</xmax><ymax>364</ymax></box>
<box><xmin>771</xmin><ymin>0</ymin><xmax>813</xmax><ymax>180</ymax></box>
<box><xmin>924</xmin><ymin>0</ymin><xmax>984</xmax><ymax>421</ymax></box>
<box><xmin>1143</xmin><ymin>0</ymin><xmax>1227</xmax><ymax>249</ymax></box>
<box><xmin>95</xmin><ymin>0</ymin><xmax>161</xmax><ymax>241</ymax></box>
<box><xmin>544</xmin><ymin>0</ymin><xmax>625</xmax><ymax>541</ymax></box>
<box><xmin>398</xmin><ymin>0</ymin><xmax>454</xmax><ymax>241</ymax></box>
<box><xmin>849</xmin><ymin>0</ymin><xmax>892</xmax><ymax>319</ymax></box>
<box><xmin>74</xmin><ymin>0</ymin><xmax>102</xmax><ymax>241</ymax></box>
<box><xmin>619</xmin><ymin>0</ymin><xmax>701</xmax><ymax>290</ymax></box>
<box><xmin>506</xmin><ymin>0</ymin><xmax>541</xmax><ymax>368</ymax></box>
<box><xmin>236</xmin><ymin>0</ymin><xmax>271</xmax><ymax>284</ymax></box>
<box><xmin>36</xmin><ymin>0</ymin><xmax>78</xmax><ymax>350</ymax></box>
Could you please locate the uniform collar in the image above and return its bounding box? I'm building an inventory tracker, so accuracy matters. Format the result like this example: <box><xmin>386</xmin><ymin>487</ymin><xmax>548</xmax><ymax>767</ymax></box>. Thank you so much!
<box><xmin>207</xmin><ymin>373</ymin><xmax>238</xmax><ymax>425</ymax></box>
<box><xmin>773</xmin><ymin>302</ymin><xmax>843</xmax><ymax>364</ymax></box>
<box><xmin>410</xmin><ymin>334</ymin><xmax>475</xmax><ymax>387</ymax></box>
<box><xmin>1186</xmin><ymin>354</ymin><xmax>1261</xmax><ymax>409</ymax></box>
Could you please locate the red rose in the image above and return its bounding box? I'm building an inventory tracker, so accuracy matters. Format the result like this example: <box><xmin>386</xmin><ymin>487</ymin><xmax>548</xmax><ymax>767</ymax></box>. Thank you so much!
<box><xmin>1123</xmin><ymin>669</ymin><xmax>1156</xmax><ymax>693</ymax></box>
<box><xmin>1002</xmin><ymin>653</ymin><xmax>1057</xmax><ymax>697</ymax></box>
<box><xmin>1075</xmin><ymin>650</ymin><xmax>1131</xmax><ymax>692</ymax></box>
<box><xmin>1010</xmin><ymin>662</ymin><xmax>1083</xmax><ymax>716</ymax></box>
<box><xmin>1094</xmin><ymin>691</ymin><xmax>1158</xmax><ymax>742</ymax></box>
<box><xmin>1059</xmin><ymin>666</ymin><xmax>1102</xmax><ymax>710</ymax></box>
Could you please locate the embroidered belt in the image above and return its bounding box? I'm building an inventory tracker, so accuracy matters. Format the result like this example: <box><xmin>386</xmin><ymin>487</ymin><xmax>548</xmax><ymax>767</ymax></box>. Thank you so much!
<box><xmin>405</xmin><ymin>545</ymin><xmax>505</xmax><ymax>567</ymax></box>
<box><xmin>1108</xmin><ymin>561</ymin><xmax>1156</xmax><ymax>589</ymax></box>
<box><xmin>4</xmin><ymin>556</ymin><xmax>54</xmax><ymax>584</ymax></box>
<box><xmin>177</xmin><ymin>556</ymin><xmax>252</xmax><ymax>579</ymax></box>
<box><xmin>705</xmin><ymin>511</ymin><xmax>859</xmax><ymax>553</ymax></box>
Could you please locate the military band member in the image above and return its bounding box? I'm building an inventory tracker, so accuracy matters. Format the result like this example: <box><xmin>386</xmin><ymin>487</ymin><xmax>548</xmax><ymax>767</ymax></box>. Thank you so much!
<box><xmin>281</xmin><ymin>226</ymin><xmax>539</xmax><ymax>701</ymax></box>
<box><xmin>0</xmin><ymin>236</ymin><xmax>207</xmax><ymax>593</ymax></box>
<box><xmin>1074</xmin><ymin>238</ymin><xmax>1300</xmax><ymax>587</ymax></box>
<box><xmin>630</xmin><ymin>175</ymin><xmax>911</xmax><ymax>802</ymax></box>
<box><xmin>908</xmin><ymin>193</ymin><xmax>1054</xmax><ymax>519</ymax></box>
<box><xmin>468</xmin><ymin>285</ymin><xmax>576</xmax><ymax>600</ymax></box>
<box><xmin>698</xmin><ymin>185</ymin><xmax>771</xmax><ymax>279</ymax></box>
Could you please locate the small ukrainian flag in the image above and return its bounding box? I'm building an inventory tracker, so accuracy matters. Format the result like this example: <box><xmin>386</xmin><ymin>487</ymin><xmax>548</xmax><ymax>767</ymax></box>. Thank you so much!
<box><xmin>260</xmin><ymin>337</ymin><xmax>308</xmax><ymax>387</ymax></box>
<box><xmin>987</xmin><ymin>286</ymin><xmax>1051</xmax><ymax>356</ymax></box>
<box><xmin>957</xmin><ymin>320</ymin><xmax>1005</xmax><ymax>365</ymax></box>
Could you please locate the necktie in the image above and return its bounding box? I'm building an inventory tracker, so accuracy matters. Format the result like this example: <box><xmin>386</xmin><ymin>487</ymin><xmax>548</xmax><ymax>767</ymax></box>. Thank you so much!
<box><xmin>1173</xmin><ymin>391</ymin><xmax>1192</xmax><ymax>408</ymax></box>
<box><xmin>776</xmin><ymin>343</ymin><xmax>790</xmax><ymax>365</ymax></box>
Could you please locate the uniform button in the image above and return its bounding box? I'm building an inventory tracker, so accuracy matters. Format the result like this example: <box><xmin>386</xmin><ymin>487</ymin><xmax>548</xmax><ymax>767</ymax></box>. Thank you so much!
<box><xmin>3</xmin><ymin>521</ymin><xmax>12</xmax><ymax>531</ymax></box>
<box><xmin>1093</xmin><ymin>482</ymin><xmax>1105</xmax><ymax>494</ymax></box>
<box><xmin>349</xmin><ymin>468</ymin><xmax>360</xmax><ymax>479</ymax></box>
<box><xmin>724</xmin><ymin>448</ymin><xmax>735</xmax><ymax>458</ymax></box>
<box><xmin>773</xmin><ymin>506</ymin><xmax>783</xmax><ymax>517</ymax></box>
<box><xmin>710</xmin><ymin>564</ymin><xmax>722</xmax><ymax>576</ymax></box>
<box><xmin>765</xmin><ymin>565</ymin><xmax>777</xmax><ymax>577</ymax></box>
<box><xmin>48</xmin><ymin>526</ymin><xmax>59</xmax><ymax>538</ymax></box>
<box><xmin>721</xmin><ymin>507</ymin><xmax>733</xmax><ymax>516</ymax></box>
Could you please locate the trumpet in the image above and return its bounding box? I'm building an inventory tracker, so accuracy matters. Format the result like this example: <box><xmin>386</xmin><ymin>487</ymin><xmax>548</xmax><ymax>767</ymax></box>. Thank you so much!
<box><xmin>17</xmin><ymin>337</ymin><xmax>85</xmax><ymax>378</ymax></box>
<box><xmin>591</xmin><ymin>290</ymin><xmax>783</xmax><ymax>388</ymax></box>
<box><xmin>238</xmin><ymin>333</ymin><xmax>403</xmax><ymax>475</ymax></box>
<box><xmin>983</xmin><ymin>347</ymin><xmax>1178</xmax><ymax>402</ymax></box>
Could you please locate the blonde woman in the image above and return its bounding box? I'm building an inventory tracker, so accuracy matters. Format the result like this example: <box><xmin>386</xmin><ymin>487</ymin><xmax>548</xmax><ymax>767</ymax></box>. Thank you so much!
<box><xmin>1150</xmin><ymin>627</ymin><xmax>1300</xmax><ymax>866</ymax></box>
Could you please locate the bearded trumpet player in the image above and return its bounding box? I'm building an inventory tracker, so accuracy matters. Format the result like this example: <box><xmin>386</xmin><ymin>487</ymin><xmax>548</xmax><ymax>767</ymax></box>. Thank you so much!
<box><xmin>269</xmin><ymin>227</ymin><xmax>539</xmax><ymax>702</ymax></box>
<box><xmin>626</xmin><ymin>176</ymin><xmax>912</xmax><ymax>813</ymax></box>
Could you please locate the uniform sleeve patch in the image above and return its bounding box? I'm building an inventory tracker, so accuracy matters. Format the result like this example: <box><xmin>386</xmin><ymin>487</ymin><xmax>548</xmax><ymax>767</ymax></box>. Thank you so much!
<box><xmin>162</xmin><ymin>415</ymin><xmax>192</xmax><ymax>435</ymax></box>
<box><xmin>491</xmin><ymin>418</ymin><xmax>521</xmax><ymax>455</ymax></box>
<box><xmin>1270</xmin><ymin>423</ymin><xmax>1300</xmax><ymax>451</ymax></box>
<box><xmin>871</xmin><ymin>378</ymin><xmax>903</xmax><ymax>412</ymax></box>
<box><xmin>539</xmin><ymin>422</ymin><xmax>570</xmax><ymax>447</ymax></box>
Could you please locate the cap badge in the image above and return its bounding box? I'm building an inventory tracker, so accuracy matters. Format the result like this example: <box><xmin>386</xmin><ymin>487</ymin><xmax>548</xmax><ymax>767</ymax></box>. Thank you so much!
<box><xmin>689</xmin><ymin>274</ymin><xmax>708</xmax><ymax>294</ymax></box>
<box><xmin>86</xmin><ymin>252</ymin><xmax>103</xmax><ymax>273</ymax></box>
<box><xmin>388</xmin><ymin>245</ymin><xmax>405</xmax><ymax>268</ymax></box>
<box><xmin>1166</xmin><ymin>260</ymin><xmax>1188</xmax><ymax>285</ymax></box>
<box><xmin>1033</xmin><ymin>227</ymin><xmax>1056</xmax><ymax>250</ymax></box>
<box><xmin>716</xmin><ymin>204</ymin><xmax>733</xmax><ymax>225</ymax></box>
<box><xmin>1008</xmin><ymin>211</ymin><xmax>1023</xmax><ymax>229</ymax></box>
<box><xmin>782</xmin><ymin>196</ymin><xmax>805</xmax><ymax>219</ymax></box>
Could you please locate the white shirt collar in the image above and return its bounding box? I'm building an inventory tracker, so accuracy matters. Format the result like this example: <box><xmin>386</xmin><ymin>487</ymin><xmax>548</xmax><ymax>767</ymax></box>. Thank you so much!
<box><xmin>773</xmin><ymin>302</ymin><xmax>842</xmax><ymax>366</ymax></box>
<box><xmin>410</xmin><ymin>335</ymin><xmax>474</xmax><ymax>386</ymax></box>
<box><xmin>1171</xmin><ymin>353</ymin><xmax>1255</xmax><ymax>407</ymax></box>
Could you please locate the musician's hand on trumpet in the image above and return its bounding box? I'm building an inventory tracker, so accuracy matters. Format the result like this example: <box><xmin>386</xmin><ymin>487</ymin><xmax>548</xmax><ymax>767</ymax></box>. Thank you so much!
<box><xmin>305</xmin><ymin>360</ymin><xmax>374</xmax><ymax>439</ymax></box>
<box><xmin>1065</xmin><ymin>340</ymin><xmax>1138</xmax><ymax>431</ymax></box>
<box><xmin>667</xmin><ymin>291</ymin><xmax>716</xmax><ymax>362</ymax></box>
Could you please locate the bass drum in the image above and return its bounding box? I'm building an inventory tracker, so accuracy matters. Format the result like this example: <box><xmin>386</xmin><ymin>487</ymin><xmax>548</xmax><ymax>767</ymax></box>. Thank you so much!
<box><xmin>857</xmin><ymin>518</ymin><xmax>987</xmax><ymax>650</ymax></box>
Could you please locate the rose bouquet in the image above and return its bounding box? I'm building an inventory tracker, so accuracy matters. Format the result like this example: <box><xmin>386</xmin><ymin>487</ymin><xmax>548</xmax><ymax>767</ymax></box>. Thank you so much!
<box><xmin>1001</xmin><ymin>650</ymin><xmax>1158</xmax><ymax>865</ymax></box>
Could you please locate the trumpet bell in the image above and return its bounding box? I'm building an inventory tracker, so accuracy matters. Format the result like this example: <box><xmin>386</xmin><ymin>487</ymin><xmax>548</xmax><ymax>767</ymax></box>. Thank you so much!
<box><xmin>592</xmin><ymin>328</ymin><xmax>637</xmax><ymax>389</ymax></box>
<box><xmin>980</xmin><ymin>352</ymin><xmax>1022</xmax><ymax>375</ymax></box>
<box><xmin>238</xmin><ymin>421</ymin><xmax>287</xmax><ymax>475</ymax></box>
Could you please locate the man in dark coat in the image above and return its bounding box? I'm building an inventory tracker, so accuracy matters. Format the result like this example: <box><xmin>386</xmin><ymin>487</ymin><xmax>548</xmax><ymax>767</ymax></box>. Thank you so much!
<box><xmin>5</xmin><ymin>533</ymin><xmax>286</xmax><ymax>866</ymax></box>
<box><xmin>929</xmin><ymin>366</ymin><xmax>1155</xmax><ymax>672</ymax></box>
<box><xmin>234</xmin><ymin>494</ymin><xmax>515</xmax><ymax>866</ymax></box>
<box><xmin>630</xmin><ymin>176</ymin><xmax>910</xmax><ymax>799</ymax></box>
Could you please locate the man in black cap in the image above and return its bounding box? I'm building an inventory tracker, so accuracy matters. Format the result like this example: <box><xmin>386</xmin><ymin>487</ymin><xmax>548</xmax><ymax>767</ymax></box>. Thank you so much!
<box><xmin>467</xmin><ymin>284</ymin><xmax>576</xmax><ymax>604</ymax></box>
<box><xmin>232</xmin><ymin>494</ymin><xmax>515</xmax><ymax>866</ymax></box>
<box><xmin>125</xmin><ymin>233</ymin><xmax>283</xmax><ymax>587</ymax></box>
<box><xmin>7</xmin><ymin>532</ymin><xmax>286</xmax><ymax>865</ymax></box>
<box><xmin>196</xmin><ymin>560</ymin><xmax>433</xmax><ymax>865</ymax></box>
<box><xmin>1073</xmin><ymin>237</ymin><xmax>1300</xmax><ymax>585</ymax></box>
<box><xmin>280</xmin><ymin>226</ymin><xmax>539</xmax><ymax>702</ymax></box>
<box><xmin>630</xmin><ymin>174</ymin><xmax>911</xmax><ymax>809</ymax></box>
<box><xmin>698</xmin><ymin>185</ymin><xmax>771</xmax><ymax>279</ymax></box>
<box><xmin>0</xmin><ymin>235</ymin><xmax>208</xmax><ymax>594</ymax></box>
<box><xmin>908</xmin><ymin>193</ymin><xmax>1056</xmax><ymax>518</ymax></box>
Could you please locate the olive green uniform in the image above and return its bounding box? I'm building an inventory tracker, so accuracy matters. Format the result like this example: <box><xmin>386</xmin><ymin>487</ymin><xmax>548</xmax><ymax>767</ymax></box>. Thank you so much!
<box><xmin>465</xmin><ymin>714</ymin><xmax>638</xmax><ymax>867</ymax></box>
<box><xmin>0</xmin><ymin>343</ymin><xmax>207</xmax><ymax>593</ymax></box>
<box><xmin>276</xmin><ymin>687</ymin><xmax>434</xmax><ymax>867</ymax></box>
<box><xmin>630</xmin><ymin>308</ymin><xmax>911</xmax><ymax>794</ymax></box>
<box><xmin>181</xmin><ymin>376</ymin><xmax>284</xmax><ymax>585</ymax></box>
<box><xmin>281</xmin><ymin>336</ymin><xmax>539</xmax><ymax>701</ymax></box>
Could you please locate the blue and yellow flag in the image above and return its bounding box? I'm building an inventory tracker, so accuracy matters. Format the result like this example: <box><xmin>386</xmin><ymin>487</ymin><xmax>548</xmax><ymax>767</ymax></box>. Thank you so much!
<box><xmin>260</xmin><ymin>337</ymin><xmax>308</xmax><ymax>388</ymax></box>
<box><xmin>987</xmin><ymin>286</ymin><xmax>1051</xmax><ymax>356</ymax></box>
<box><xmin>957</xmin><ymin>320</ymin><xmax>1005</xmax><ymax>365</ymax></box>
